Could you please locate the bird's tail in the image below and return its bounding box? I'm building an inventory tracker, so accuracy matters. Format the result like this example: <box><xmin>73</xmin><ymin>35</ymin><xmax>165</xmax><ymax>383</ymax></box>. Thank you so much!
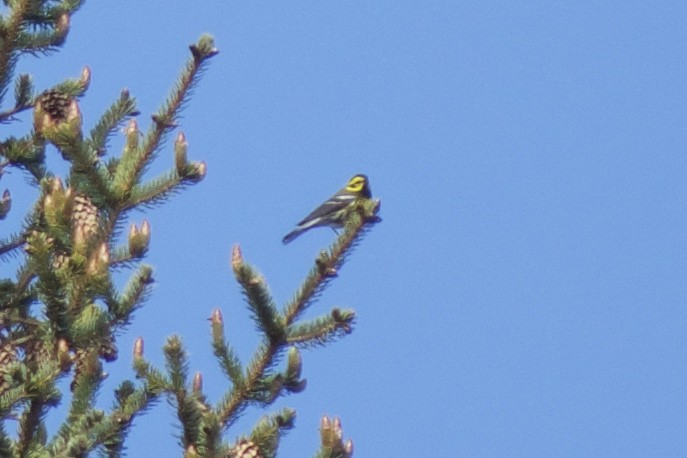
<box><xmin>282</xmin><ymin>228</ymin><xmax>304</xmax><ymax>244</ymax></box>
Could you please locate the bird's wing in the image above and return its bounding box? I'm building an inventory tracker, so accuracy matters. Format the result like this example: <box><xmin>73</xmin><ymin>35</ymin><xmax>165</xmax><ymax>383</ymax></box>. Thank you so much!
<box><xmin>295</xmin><ymin>192</ymin><xmax>356</xmax><ymax>226</ymax></box>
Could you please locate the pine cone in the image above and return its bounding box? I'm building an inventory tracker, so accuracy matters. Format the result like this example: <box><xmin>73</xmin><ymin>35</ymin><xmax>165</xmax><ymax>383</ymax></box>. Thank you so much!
<box><xmin>0</xmin><ymin>341</ymin><xmax>17</xmax><ymax>365</ymax></box>
<box><xmin>23</xmin><ymin>338</ymin><xmax>49</xmax><ymax>366</ymax></box>
<box><xmin>0</xmin><ymin>340</ymin><xmax>17</xmax><ymax>396</ymax></box>
<box><xmin>72</xmin><ymin>195</ymin><xmax>99</xmax><ymax>238</ymax></box>
<box><xmin>34</xmin><ymin>89</ymin><xmax>82</xmax><ymax>142</ymax></box>
<box><xmin>36</xmin><ymin>89</ymin><xmax>72</xmax><ymax>123</ymax></box>
<box><xmin>228</xmin><ymin>439</ymin><xmax>262</xmax><ymax>458</ymax></box>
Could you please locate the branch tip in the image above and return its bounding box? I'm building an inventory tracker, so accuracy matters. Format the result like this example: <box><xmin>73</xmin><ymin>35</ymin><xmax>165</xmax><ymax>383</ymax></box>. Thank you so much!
<box><xmin>231</xmin><ymin>244</ymin><xmax>243</xmax><ymax>272</ymax></box>
<box><xmin>209</xmin><ymin>308</ymin><xmax>223</xmax><ymax>326</ymax></box>
<box><xmin>133</xmin><ymin>337</ymin><xmax>144</xmax><ymax>359</ymax></box>
<box><xmin>80</xmin><ymin>65</ymin><xmax>91</xmax><ymax>88</ymax></box>
<box><xmin>193</xmin><ymin>371</ymin><xmax>203</xmax><ymax>393</ymax></box>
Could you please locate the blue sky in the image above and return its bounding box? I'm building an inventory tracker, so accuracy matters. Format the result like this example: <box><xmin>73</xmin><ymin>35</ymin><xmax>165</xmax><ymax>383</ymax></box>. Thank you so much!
<box><xmin>4</xmin><ymin>1</ymin><xmax>687</xmax><ymax>456</ymax></box>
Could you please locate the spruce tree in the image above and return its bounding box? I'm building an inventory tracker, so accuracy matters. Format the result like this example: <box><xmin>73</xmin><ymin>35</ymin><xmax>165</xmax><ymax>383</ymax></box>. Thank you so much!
<box><xmin>0</xmin><ymin>2</ymin><xmax>381</xmax><ymax>457</ymax></box>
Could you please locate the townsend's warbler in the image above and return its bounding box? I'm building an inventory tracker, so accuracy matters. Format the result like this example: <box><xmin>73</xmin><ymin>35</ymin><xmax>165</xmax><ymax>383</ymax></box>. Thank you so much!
<box><xmin>282</xmin><ymin>174</ymin><xmax>372</xmax><ymax>244</ymax></box>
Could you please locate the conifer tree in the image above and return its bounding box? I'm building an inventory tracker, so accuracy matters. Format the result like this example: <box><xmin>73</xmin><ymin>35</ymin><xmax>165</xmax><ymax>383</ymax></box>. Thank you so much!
<box><xmin>0</xmin><ymin>2</ymin><xmax>381</xmax><ymax>456</ymax></box>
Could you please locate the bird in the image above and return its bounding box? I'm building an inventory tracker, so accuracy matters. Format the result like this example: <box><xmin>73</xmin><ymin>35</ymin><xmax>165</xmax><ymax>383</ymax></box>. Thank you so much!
<box><xmin>282</xmin><ymin>174</ymin><xmax>372</xmax><ymax>244</ymax></box>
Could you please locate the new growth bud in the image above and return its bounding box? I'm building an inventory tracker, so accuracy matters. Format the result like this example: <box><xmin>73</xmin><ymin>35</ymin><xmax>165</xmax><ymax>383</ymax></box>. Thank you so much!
<box><xmin>56</xmin><ymin>14</ymin><xmax>70</xmax><ymax>37</ymax></box>
<box><xmin>333</xmin><ymin>417</ymin><xmax>343</xmax><ymax>440</ymax></box>
<box><xmin>321</xmin><ymin>415</ymin><xmax>331</xmax><ymax>430</ymax></box>
<box><xmin>43</xmin><ymin>179</ymin><xmax>73</xmax><ymax>227</ymax></box>
<box><xmin>138</xmin><ymin>265</ymin><xmax>154</xmax><ymax>286</ymax></box>
<box><xmin>210</xmin><ymin>308</ymin><xmax>223</xmax><ymax>326</ymax></box>
<box><xmin>193</xmin><ymin>371</ymin><xmax>203</xmax><ymax>393</ymax></box>
<box><xmin>229</xmin><ymin>439</ymin><xmax>259</xmax><ymax>458</ymax></box>
<box><xmin>125</xmin><ymin>119</ymin><xmax>139</xmax><ymax>152</ymax></box>
<box><xmin>64</xmin><ymin>187</ymin><xmax>73</xmax><ymax>208</ymax></box>
<box><xmin>285</xmin><ymin>347</ymin><xmax>306</xmax><ymax>393</ymax></box>
<box><xmin>133</xmin><ymin>337</ymin><xmax>144</xmax><ymax>359</ymax></box>
<box><xmin>50</xmin><ymin>177</ymin><xmax>64</xmax><ymax>193</ymax></box>
<box><xmin>320</xmin><ymin>415</ymin><xmax>333</xmax><ymax>447</ymax></box>
<box><xmin>231</xmin><ymin>244</ymin><xmax>243</xmax><ymax>272</ymax></box>
<box><xmin>185</xmin><ymin>161</ymin><xmax>206</xmax><ymax>182</ymax></box>
<box><xmin>209</xmin><ymin>308</ymin><xmax>224</xmax><ymax>342</ymax></box>
<box><xmin>189</xmin><ymin>35</ymin><xmax>219</xmax><ymax>61</ymax></box>
<box><xmin>132</xmin><ymin>337</ymin><xmax>149</xmax><ymax>378</ymax></box>
<box><xmin>185</xmin><ymin>444</ymin><xmax>198</xmax><ymax>458</ymax></box>
<box><xmin>174</xmin><ymin>131</ymin><xmax>188</xmax><ymax>175</ymax></box>
<box><xmin>344</xmin><ymin>439</ymin><xmax>354</xmax><ymax>455</ymax></box>
<box><xmin>80</xmin><ymin>66</ymin><xmax>91</xmax><ymax>89</ymax></box>
<box><xmin>319</xmin><ymin>414</ymin><xmax>351</xmax><ymax>452</ymax></box>
<box><xmin>128</xmin><ymin>220</ymin><xmax>151</xmax><ymax>258</ymax></box>
<box><xmin>66</xmin><ymin>99</ymin><xmax>82</xmax><ymax>135</ymax></box>
<box><xmin>87</xmin><ymin>243</ymin><xmax>110</xmax><ymax>277</ymax></box>
<box><xmin>57</xmin><ymin>338</ymin><xmax>72</xmax><ymax>372</ymax></box>
<box><xmin>99</xmin><ymin>243</ymin><xmax>110</xmax><ymax>264</ymax></box>
<box><xmin>286</xmin><ymin>347</ymin><xmax>302</xmax><ymax>380</ymax></box>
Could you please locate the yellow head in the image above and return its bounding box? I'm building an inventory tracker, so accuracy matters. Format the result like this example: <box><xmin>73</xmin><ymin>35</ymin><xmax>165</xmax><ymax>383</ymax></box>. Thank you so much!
<box><xmin>345</xmin><ymin>174</ymin><xmax>372</xmax><ymax>198</ymax></box>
